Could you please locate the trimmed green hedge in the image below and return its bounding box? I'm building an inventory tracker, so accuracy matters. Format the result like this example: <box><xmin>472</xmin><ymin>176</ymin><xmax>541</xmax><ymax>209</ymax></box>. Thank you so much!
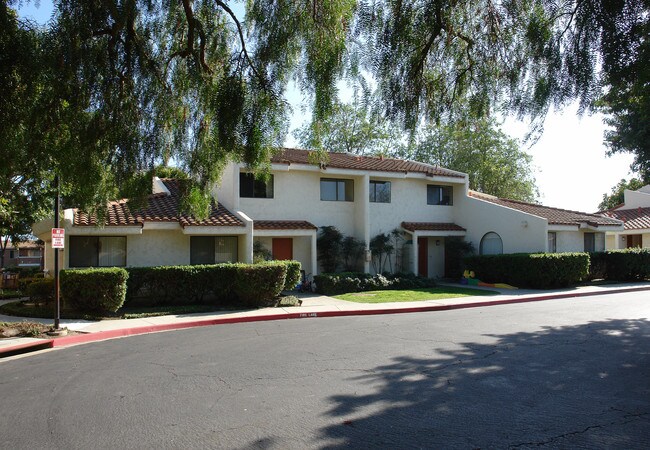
<box><xmin>314</xmin><ymin>272</ymin><xmax>437</xmax><ymax>296</ymax></box>
<box><xmin>588</xmin><ymin>248</ymin><xmax>650</xmax><ymax>281</ymax></box>
<box><xmin>60</xmin><ymin>268</ymin><xmax>128</xmax><ymax>313</ymax></box>
<box><xmin>26</xmin><ymin>278</ymin><xmax>55</xmax><ymax>304</ymax></box>
<box><xmin>464</xmin><ymin>253</ymin><xmax>590</xmax><ymax>289</ymax></box>
<box><xmin>126</xmin><ymin>261</ymin><xmax>297</xmax><ymax>308</ymax></box>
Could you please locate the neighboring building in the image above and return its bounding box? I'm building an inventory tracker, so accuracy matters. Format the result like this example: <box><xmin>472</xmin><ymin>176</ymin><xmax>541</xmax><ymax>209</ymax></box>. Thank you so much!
<box><xmin>601</xmin><ymin>185</ymin><xmax>650</xmax><ymax>249</ymax></box>
<box><xmin>1</xmin><ymin>239</ymin><xmax>44</xmax><ymax>270</ymax></box>
<box><xmin>32</xmin><ymin>148</ymin><xmax>624</xmax><ymax>277</ymax></box>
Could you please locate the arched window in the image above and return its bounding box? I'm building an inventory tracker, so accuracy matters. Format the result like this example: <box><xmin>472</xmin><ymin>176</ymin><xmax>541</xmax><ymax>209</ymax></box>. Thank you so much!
<box><xmin>480</xmin><ymin>232</ymin><xmax>503</xmax><ymax>255</ymax></box>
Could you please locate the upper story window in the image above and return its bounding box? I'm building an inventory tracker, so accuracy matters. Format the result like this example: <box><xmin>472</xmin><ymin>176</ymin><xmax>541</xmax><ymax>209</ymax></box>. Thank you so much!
<box><xmin>69</xmin><ymin>236</ymin><xmax>126</xmax><ymax>267</ymax></box>
<box><xmin>427</xmin><ymin>185</ymin><xmax>453</xmax><ymax>205</ymax></box>
<box><xmin>321</xmin><ymin>178</ymin><xmax>354</xmax><ymax>202</ymax></box>
<box><xmin>240</xmin><ymin>173</ymin><xmax>274</xmax><ymax>198</ymax></box>
<box><xmin>370</xmin><ymin>180</ymin><xmax>391</xmax><ymax>203</ymax></box>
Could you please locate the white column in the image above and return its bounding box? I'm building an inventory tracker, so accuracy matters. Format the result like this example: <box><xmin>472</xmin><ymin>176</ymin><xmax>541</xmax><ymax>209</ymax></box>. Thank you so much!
<box><xmin>412</xmin><ymin>232</ymin><xmax>419</xmax><ymax>275</ymax></box>
<box><xmin>311</xmin><ymin>231</ymin><xmax>318</xmax><ymax>275</ymax></box>
<box><xmin>361</xmin><ymin>174</ymin><xmax>370</xmax><ymax>273</ymax></box>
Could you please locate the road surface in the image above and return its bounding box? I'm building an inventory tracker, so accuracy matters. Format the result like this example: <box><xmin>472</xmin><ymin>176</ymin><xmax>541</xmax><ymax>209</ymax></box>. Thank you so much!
<box><xmin>1</xmin><ymin>292</ymin><xmax>649</xmax><ymax>448</ymax></box>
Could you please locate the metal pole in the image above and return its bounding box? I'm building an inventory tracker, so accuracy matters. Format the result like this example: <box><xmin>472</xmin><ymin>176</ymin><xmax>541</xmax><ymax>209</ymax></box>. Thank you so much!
<box><xmin>54</xmin><ymin>175</ymin><xmax>60</xmax><ymax>330</ymax></box>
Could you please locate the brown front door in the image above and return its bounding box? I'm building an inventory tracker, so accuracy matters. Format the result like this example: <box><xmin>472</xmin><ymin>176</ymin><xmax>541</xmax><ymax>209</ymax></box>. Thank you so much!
<box><xmin>418</xmin><ymin>237</ymin><xmax>428</xmax><ymax>277</ymax></box>
<box><xmin>272</xmin><ymin>238</ymin><xmax>293</xmax><ymax>260</ymax></box>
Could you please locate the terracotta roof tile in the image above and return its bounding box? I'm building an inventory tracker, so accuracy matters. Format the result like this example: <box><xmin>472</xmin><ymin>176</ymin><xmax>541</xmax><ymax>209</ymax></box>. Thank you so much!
<box><xmin>253</xmin><ymin>220</ymin><xmax>317</xmax><ymax>230</ymax></box>
<box><xmin>74</xmin><ymin>179</ymin><xmax>243</xmax><ymax>227</ymax></box>
<box><xmin>602</xmin><ymin>207</ymin><xmax>650</xmax><ymax>230</ymax></box>
<box><xmin>272</xmin><ymin>148</ymin><xmax>466</xmax><ymax>179</ymax></box>
<box><xmin>469</xmin><ymin>191</ymin><xmax>623</xmax><ymax>228</ymax></box>
<box><xmin>401</xmin><ymin>222</ymin><xmax>466</xmax><ymax>232</ymax></box>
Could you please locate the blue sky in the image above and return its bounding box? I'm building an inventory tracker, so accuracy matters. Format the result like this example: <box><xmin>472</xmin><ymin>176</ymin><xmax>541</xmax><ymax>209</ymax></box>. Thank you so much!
<box><xmin>16</xmin><ymin>1</ymin><xmax>636</xmax><ymax>211</ymax></box>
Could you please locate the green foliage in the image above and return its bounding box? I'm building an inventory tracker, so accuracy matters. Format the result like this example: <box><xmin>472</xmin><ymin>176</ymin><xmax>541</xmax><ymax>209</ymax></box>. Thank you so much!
<box><xmin>60</xmin><ymin>268</ymin><xmax>128</xmax><ymax>313</ymax></box>
<box><xmin>341</xmin><ymin>235</ymin><xmax>365</xmax><ymax>272</ymax></box>
<box><xmin>314</xmin><ymin>272</ymin><xmax>436</xmax><ymax>296</ymax></box>
<box><xmin>317</xmin><ymin>226</ymin><xmax>345</xmax><ymax>273</ymax></box>
<box><xmin>126</xmin><ymin>263</ymin><xmax>291</xmax><ymax>308</ymax></box>
<box><xmin>444</xmin><ymin>238</ymin><xmax>476</xmax><ymax>279</ymax></box>
<box><xmin>294</xmin><ymin>96</ymin><xmax>402</xmax><ymax>155</ymax></box>
<box><xmin>464</xmin><ymin>253</ymin><xmax>590</xmax><ymax>289</ymax></box>
<box><xmin>369</xmin><ymin>233</ymin><xmax>394</xmax><ymax>273</ymax></box>
<box><xmin>590</xmin><ymin>249</ymin><xmax>650</xmax><ymax>281</ymax></box>
<box><xmin>232</xmin><ymin>263</ymin><xmax>287</xmax><ymax>307</ymax></box>
<box><xmin>26</xmin><ymin>278</ymin><xmax>55</xmax><ymax>304</ymax></box>
<box><xmin>253</xmin><ymin>240</ymin><xmax>272</xmax><ymax>263</ymax></box>
<box><xmin>274</xmin><ymin>260</ymin><xmax>302</xmax><ymax>291</ymax></box>
<box><xmin>398</xmin><ymin>117</ymin><xmax>538</xmax><ymax>202</ymax></box>
<box><xmin>598</xmin><ymin>178</ymin><xmax>646</xmax><ymax>211</ymax></box>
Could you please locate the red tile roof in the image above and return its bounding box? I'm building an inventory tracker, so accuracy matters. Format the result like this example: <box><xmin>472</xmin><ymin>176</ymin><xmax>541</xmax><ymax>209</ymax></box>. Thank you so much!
<box><xmin>602</xmin><ymin>207</ymin><xmax>650</xmax><ymax>230</ymax></box>
<box><xmin>253</xmin><ymin>220</ymin><xmax>317</xmax><ymax>230</ymax></box>
<box><xmin>401</xmin><ymin>222</ymin><xmax>466</xmax><ymax>232</ymax></box>
<box><xmin>469</xmin><ymin>191</ymin><xmax>623</xmax><ymax>228</ymax></box>
<box><xmin>74</xmin><ymin>179</ymin><xmax>243</xmax><ymax>228</ymax></box>
<box><xmin>272</xmin><ymin>148</ymin><xmax>466</xmax><ymax>179</ymax></box>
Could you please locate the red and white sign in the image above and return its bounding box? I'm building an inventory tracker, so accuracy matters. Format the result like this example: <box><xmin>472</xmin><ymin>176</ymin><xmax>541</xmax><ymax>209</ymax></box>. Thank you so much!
<box><xmin>52</xmin><ymin>228</ymin><xmax>65</xmax><ymax>249</ymax></box>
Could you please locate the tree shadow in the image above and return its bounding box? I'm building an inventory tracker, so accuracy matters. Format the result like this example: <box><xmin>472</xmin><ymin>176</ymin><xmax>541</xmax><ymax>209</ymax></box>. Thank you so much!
<box><xmin>319</xmin><ymin>319</ymin><xmax>650</xmax><ymax>448</ymax></box>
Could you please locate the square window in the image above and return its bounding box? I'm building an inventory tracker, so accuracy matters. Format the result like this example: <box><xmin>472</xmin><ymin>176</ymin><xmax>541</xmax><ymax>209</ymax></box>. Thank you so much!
<box><xmin>321</xmin><ymin>178</ymin><xmax>353</xmax><ymax>201</ymax></box>
<box><xmin>69</xmin><ymin>236</ymin><xmax>126</xmax><ymax>267</ymax></box>
<box><xmin>240</xmin><ymin>173</ymin><xmax>274</xmax><ymax>198</ymax></box>
<box><xmin>370</xmin><ymin>181</ymin><xmax>391</xmax><ymax>203</ymax></box>
<box><xmin>427</xmin><ymin>185</ymin><xmax>453</xmax><ymax>205</ymax></box>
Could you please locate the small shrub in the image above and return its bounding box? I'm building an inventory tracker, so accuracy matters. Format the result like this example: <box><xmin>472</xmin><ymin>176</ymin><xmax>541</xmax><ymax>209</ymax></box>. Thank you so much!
<box><xmin>314</xmin><ymin>272</ymin><xmax>436</xmax><ymax>295</ymax></box>
<box><xmin>26</xmin><ymin>279</ymin><xmax>55</xmax><ymax>304</ymax></box>
<box><xmin>272</xmin><ymin>260</ymin><xmax>301</xmax><ymax>291</ymax></box>
<box><xmin>60</xmin><ymin>268</ymin><xmax>128</xmax><ymax>313</ymax></box>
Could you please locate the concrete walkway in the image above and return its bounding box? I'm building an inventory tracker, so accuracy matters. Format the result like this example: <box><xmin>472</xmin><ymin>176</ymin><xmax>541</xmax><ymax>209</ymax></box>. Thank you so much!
<box><xmin>2</xmin><ymin>281</ymin><xmax>650</xmax><ymax>358</ymax></box>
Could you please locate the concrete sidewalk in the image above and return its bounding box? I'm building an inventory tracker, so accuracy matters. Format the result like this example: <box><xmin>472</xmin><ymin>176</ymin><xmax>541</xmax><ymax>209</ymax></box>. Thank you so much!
<box><xmin>2</xmin><ymin>281</ymin><xmax>650</xmax><ymax>358</ymax></box>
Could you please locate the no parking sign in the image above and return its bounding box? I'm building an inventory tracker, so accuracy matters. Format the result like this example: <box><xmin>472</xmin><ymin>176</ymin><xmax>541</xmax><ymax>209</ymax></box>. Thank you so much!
<box><xmin>52</xmin><ymin>228</ymin><xmax>65</xmax><ymax>249</ymax></box>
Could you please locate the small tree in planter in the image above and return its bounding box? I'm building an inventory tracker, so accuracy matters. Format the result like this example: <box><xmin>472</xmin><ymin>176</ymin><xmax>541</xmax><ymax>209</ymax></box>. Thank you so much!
<box><xmin>370</xmin><ymin>233</ymin><xmax>394</xmax><ymax>273</ymax></box>
<box><xmin>341</xmin><ymin>236</ymin><xmax>365</xmax><ymax>271</ymax></box>
<box><xmin>317</xmin><ymin>226</ymin><xmax>344</xmax><ymax>272</ymax></box>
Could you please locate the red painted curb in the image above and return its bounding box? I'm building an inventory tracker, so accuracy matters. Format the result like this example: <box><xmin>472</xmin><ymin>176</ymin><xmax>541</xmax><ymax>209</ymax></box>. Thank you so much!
<box><xmin>2</xmin><ymin>285</ymin><xmax>649</xmax><ymax>357</ymax></box>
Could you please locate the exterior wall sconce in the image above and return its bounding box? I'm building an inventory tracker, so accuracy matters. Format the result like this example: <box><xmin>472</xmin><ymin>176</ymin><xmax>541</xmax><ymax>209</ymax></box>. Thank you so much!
<box><xmin>435</xmin><ymin>240</ymin><xmax>441</xmax><ymax>246</ymax></box>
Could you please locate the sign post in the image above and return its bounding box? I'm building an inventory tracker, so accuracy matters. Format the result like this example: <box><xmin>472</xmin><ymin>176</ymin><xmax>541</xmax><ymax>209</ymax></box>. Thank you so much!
<box><xmin>53</xmin><ymin>175</ymin><xmax>61</xmax><ymax>330</ymax></box>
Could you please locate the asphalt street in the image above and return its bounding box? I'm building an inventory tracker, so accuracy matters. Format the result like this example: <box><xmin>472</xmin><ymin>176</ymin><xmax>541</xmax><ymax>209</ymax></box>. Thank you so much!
<box><xmin>1</xmin><ymin>291</ymin><xmax>649</xmax><ymax>449</ymax></box>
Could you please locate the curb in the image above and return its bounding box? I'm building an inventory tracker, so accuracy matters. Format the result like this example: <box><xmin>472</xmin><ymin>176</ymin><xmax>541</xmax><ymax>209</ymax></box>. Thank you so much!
<box><xmin>2</xmin><ymin>285</ymin><xmax>649</xmax><ymax>358</ymax></box>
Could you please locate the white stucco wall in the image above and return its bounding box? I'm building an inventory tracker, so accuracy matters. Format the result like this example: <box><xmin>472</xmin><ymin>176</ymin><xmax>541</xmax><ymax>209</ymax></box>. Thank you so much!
<box><xmin>620</xmin><ymin>189</ymin><xmax>650</xmax><ymax>210</ymax></box>
<box><xmin>127</xmin><ymin>230</ymin><xmax>190</xmax><ymax>267</ymax></box>
<box><xmin>606</xmin><ymin>232</ymin><xmax>650</xmax><ymax>250</ymax></box>
<box><xmin>453</xmin><ymin>194</ymin><xmax>548</xmax><ymax>253</ymax></box>
<box><xmin>214</xmin><ymin>163</ymin><xmax>237</xmax><ymax>210</ymax></box>
<box><xmin>254</xmin><ymin>236</ymin><xmax>314</xmax><ymax>274</ymax></box>
<box><xmin>368</xmin><ymin>177</ymin><xmax>458</xmax><ymax>238</ymax></box>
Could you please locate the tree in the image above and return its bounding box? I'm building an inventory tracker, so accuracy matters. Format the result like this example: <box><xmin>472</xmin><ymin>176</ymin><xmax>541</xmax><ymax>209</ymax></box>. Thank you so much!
<box><xmin>3</xmin><ymin>0</ymin><xmax>356</xmax><ymax>218</ymax></box>
<box><xmin>598</xmin><ymin>178</ymin><xmax>646</xmax><ymax>211</ymax></box>
<box><xmin>294</xmin><ymin>96</ymin><xmax>402</xmax><ymax>155</ymax></box>
<box><xmin>398</xmin><ymin>117</ymin><xmax>538</xmax><ymax>202</ymax></box>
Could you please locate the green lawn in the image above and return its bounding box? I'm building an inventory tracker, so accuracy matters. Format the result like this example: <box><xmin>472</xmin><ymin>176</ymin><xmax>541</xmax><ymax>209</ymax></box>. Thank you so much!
<box><xmin>334</xmin><ymin>286</ymin><xmax>498</xmax><ymax>303</ymax></box>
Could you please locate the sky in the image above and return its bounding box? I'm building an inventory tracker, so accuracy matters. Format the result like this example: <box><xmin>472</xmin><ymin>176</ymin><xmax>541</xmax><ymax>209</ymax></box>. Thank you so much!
<box><xmin>17</xmin><ymin>1</ymin><xmax>637</xmax><ymax>213</ymax></box>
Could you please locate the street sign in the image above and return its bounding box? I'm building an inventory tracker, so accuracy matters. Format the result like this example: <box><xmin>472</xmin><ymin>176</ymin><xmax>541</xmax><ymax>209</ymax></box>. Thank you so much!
<box><xmin>52</xmin><ymin>228</ymin><xmax>65</xmax><ymax>249</ymax></box>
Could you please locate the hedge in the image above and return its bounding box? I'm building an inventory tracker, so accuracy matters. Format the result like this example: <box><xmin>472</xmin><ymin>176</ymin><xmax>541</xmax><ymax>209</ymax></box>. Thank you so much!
<box><xmin>464</xmin><ymin>253</ymin><xmax>590</xmax><ymax>289</ymax></box>
<box><xmin>126</xmin><ymin>261</ymin><xmax>297</xmax><ymax>307</ymax></box>
<box><xmin>314</xmin><ymin>272</ymin><xmax>437</xmax><ymax>296</ymax></box>
<box><xmin>588</xmin><ymin>248</ymin><xmax>650</xmax><ymax>281</ymax></box>
<box><xmin>26</xmin><ymin>278</ymin><xmax>55</xmax><ymax>304</ymax></box>
<box><xmin>60</xmin><ymin>268</ymin><xmax>128</xmax><ymax>313</ymax></box>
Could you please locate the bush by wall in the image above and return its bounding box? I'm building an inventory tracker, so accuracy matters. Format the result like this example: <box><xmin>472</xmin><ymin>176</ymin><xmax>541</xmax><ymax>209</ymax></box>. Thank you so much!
<box><xmin>26</xmin><ymin>278</ymin><xmax>55</xmax><ymax>304</ymax></box>
<box><xmin>464</xmin><ymin>253</ymin><xmax>590</xmax><ymax>289</ymax></box>
<box><xmin>125</xmin><ymin>261</ymin><xmax>296</xmax><ymax>308</ymax></box>
<box><xmin>588</xmin><ymin>248</ymin><xmax>650</xmax><ymax>281</ymax></box>
<box><xmin>314</xmin><ymin>272</ymin><xmax>436</xmax><ymax>296</ymax></box>
<box><xmin>232</xmin><ymin>263</ymin><xmax>287</xmax><ymax>307</ymax></box>
<box><xmin>60</xmin><ymin>268</ymin><xmax>128</xmax><ymax>313</ymax></box>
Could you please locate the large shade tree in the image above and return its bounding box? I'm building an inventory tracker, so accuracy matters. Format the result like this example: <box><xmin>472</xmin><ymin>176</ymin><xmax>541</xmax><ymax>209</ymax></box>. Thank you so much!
<box><xmin>2</xmin><ymin>0</ymin><xmax>649</xmax><ymax>218</ymax></box>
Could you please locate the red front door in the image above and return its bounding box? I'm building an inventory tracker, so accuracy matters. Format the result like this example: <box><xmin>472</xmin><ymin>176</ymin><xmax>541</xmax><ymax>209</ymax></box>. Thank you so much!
<box><xmin>272</xmin><ymin>238</ymin><xmax>293</xmax><ymax>260</ymax></box>
<box><xmin>418</xmin><ymin>237</ymin><xmax>428</xmax><ymax>277</ymax></box>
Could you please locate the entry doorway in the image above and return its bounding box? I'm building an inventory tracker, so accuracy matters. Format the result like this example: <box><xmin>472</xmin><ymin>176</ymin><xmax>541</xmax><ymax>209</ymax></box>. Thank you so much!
<box><xmin>272</xmin><ymin>238</ymin><xmax>293</xmax><ymax>260</ymax></box>
<box><xmin>418</xmin><ymin>237</ymin><xmax>428</xmax><ymax>277</ymax></box>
